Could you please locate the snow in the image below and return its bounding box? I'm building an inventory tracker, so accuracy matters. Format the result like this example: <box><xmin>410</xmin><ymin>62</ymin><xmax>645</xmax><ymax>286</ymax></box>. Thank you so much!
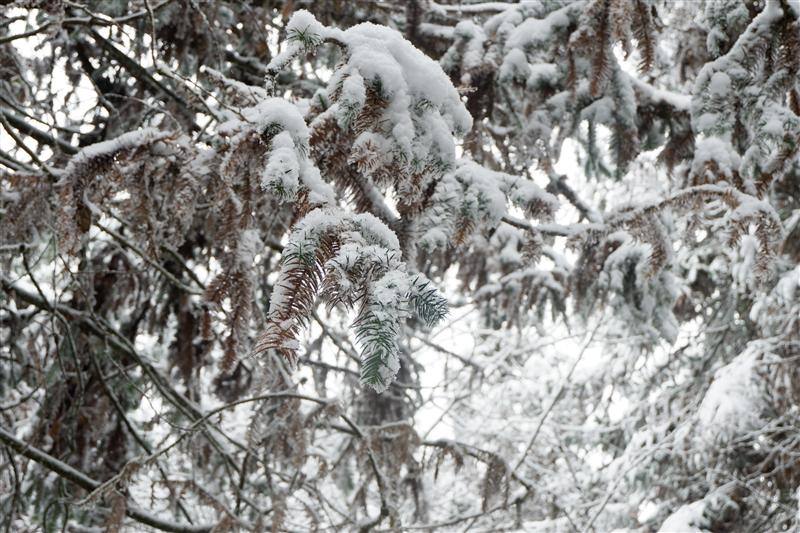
<box><xmin>458</xmin><ymin>22</ymin><xmax>488</xmax><ymax>73</ymax></box>
<box><xmin>340</xmin><ymin>71</ymin><xmax>366</xmax><ymax>109</ymax></box>
<box><xmin>696</xmin><ymin>342</ymin><xmax>778</xmax><ymax>439</ymax></box>
<box><xmin>761</xmin><ymin>116</ymin><xmax>785</xmax><ymax>137</ymax></box>
<box><xmin>731</xmin><ymin>234</ymin><xmax>758</xmax><ymax>286</ymax></box>
<box><xmin>777</xmin><ymin>265</ymin><xmax>800</xmax><ymax>303</ymax></box>
<box><xmin>318</xmin><ymin>13</ymin><xmax>473</xmax><ymax>137</ymax></box>
<box><xmin>454</xmin><ymin>161</ymin><xmax>511</xmax><ymax>223</ymax></box>
<box><xmin>442</xmin><ymin>20</ymin><xmax>488</xmax><ymax>84</ymax></box>
<box><xmin>500</xmin><ymin>172</ymin><xmax>559</xmax><ymax>217</ymax></box>
<box><xmin>527</xmin><ymin>62</ymin><xmax>558</xmax><ymax>88</ymax></box>
<box><xmin>261</xmin><ymin>202</ymin><xmax>452</xmax><ymax>392</ymax></box>
<box><xmin>692</xmin><ymin>0</ymin><xmax>786</xmax><ymax>137</ymax></box>
<box><xmin>220</xmin><ymin>97</ymin><xmax>309</xmax><ymax>144</ymax></box>
<box><xmin>299</xmin><ymin>164</ymin><xmax>336</xmax><ymax>205</ymax></box>
<box><xmin>352</xmin><ymin>211</ymin><xmax>401</xmax><ymax>251</ymax></box>
<box><xmin>581</xmin><ymin>96</ymin><xmax>615</xmax><ymax>124</ymax></box>
<box><xmin>218</xmin><ymin>97</ymin><xmax>335</xmax><ymax>205</ymax></box>
<box><xmin>431</xmin><ymin>1</ymin><xmax>526</xmax><ymax>15</ymax></box>
<box><xmin>204</xmin><ymin>67</ymin><xmax>268</xmax><ymax>103</ymax></box>
<box><xmin>272</xmin><ymin>10</ymin><xmax>474</xmax><ymax>210</ymax></box>
<box><xmin>236</xmin><ymin>228</ymin><xmax>262</xmax><ymax>267</ymax></box>
<box><xmin>499</xmin><ymin>48</ymin><xmax>528</xmax><ymax>81</ymax></box>
<box><xmin>282</xmin><ymin>10</ymin><xmax>472</xmax><ymax>177</ymax></box>
<box><xmin>261</xmin><ymin>131</ymin><xmax>300</xmax><ymax>198</ymax></box>
<box><xmin>691</xmin><ymin>137</ymin><xmax>741</xmax><ymax>180</ymax></box>
<box><xmin>366</xmin><ymin>270</ymin><xmax>412</xmax><ymax>389</ymax></box>
<box><xmin>285</xmin><ymin>9</ymin><xmax>325</xmax><ymax>40</ymax></box>
<box><xmin>628</xmin><ymin>75</ymin><xmax>692</xmax><ymax>111</ymax></box>
<box><xmin>416</xmin><ymin>159</ymin><xmax>558</xmax><ymax>252</ymax></box>
<box><xmin>62</xmin><ymin>127</ymin><xmax>170</xmax><ymax>179</ymax></box>
<box><xmin>504</xmin><ymin>3</ymin><xmax>580</xmax><ymax>51</ymax></box>
<box><xmin>9</xmin><ymin>2</ymin><xmax>800</xmax><ymax>530</ymax></box>
<box><xmin>419</xmin><ymin>22</ymin><xmax>455</xmax><ymax>39</ymax></box>
<box><xmin>658</xmin><ymin>500</ymin><xmax>707</xmax><ymax>532</ymax></box>
<box><xmin>270</xmin><ymin>207</ymin><xmax>404</xmax><ymax>303</ymax></box>
<box><xmin>708</xmin><ymin>71</ymin><xmax>732</xmax><ymax>97</ymax></box>
<box><xmin>693</xmin><ymin>113</ymin><xmax>717</xmax><ymax>134</ymax></box>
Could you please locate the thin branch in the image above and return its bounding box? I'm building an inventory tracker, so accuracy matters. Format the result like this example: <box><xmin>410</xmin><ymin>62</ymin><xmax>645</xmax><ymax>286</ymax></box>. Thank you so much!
<box><xmin>0</xmin><ymin>425</ymin><xmax>212</xmax><ymax>533</ymax></box>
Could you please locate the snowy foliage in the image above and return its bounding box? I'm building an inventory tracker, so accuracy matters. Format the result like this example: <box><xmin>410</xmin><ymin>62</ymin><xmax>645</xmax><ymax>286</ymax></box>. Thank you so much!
<box><xmin>2</xmin><ymin>1</ymin><xmax>800</xmax><ymax>532</ymax></box>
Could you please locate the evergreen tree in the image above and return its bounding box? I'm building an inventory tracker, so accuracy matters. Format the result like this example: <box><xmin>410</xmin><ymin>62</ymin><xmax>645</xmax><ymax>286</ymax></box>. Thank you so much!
<box><xmin>1</xmin><ymin>1</ymin><xmax>800</xmax><ymax>531</ymax></box>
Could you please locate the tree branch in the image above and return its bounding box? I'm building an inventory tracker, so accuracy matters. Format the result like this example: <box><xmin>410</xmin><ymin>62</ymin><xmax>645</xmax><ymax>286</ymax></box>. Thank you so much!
<box><xmin>0</xmin><ymin>425</ymin><xmax>212</xmax><ymax>533</ymax></box>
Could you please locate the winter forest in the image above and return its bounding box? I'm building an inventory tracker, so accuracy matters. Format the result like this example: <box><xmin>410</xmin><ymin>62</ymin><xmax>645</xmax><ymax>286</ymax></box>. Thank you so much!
<box><xmin>2</xmin><ymin>0</ymin><xmax>800</xmax><ymax>531</ymax></box>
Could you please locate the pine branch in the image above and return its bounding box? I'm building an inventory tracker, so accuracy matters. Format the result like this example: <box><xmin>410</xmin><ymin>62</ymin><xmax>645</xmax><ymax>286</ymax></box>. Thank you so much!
<box><xmin>354</xmin><ymin>307</ymin><xmax>400</xmax><ymax>391</ymax></box>
<box><xmin>632</xmin><ymin>0</ymin><xmax>656</xmax><ymax>71</ymax></box>
<box><xmin>409</xmin><ymin>276</ymin><xmax>448</xmax><ymax>327</ymax></box>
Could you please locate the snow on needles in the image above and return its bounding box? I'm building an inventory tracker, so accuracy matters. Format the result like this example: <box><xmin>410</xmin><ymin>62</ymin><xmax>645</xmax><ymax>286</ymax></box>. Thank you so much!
<box><xmin>218</xmin><ymin>96</ymin><xmax>335</xmax><ymax>205</ymax></box>
<box><xmin>279</xmin><ymin>9</ymin><xmax>472</xmax><ymax>173</ymax></box>
<box><xmin>262</xmin><ymin>208</ymin><xmax>445</xmax><ymax>393</ymax></box>
<box><xmin>325</xmin><ymin>16</ymin><xmax>472</xmax><ymax>136</ymax></box>
<box><xmin>696</xmin><ymin>341</ymin><xmax>779</xmax><ymax>440</ymax></box>
<box><xmin>61</xmin><ymin>127</ymin><xmax>171</xmax><ymax>180</ymax></box>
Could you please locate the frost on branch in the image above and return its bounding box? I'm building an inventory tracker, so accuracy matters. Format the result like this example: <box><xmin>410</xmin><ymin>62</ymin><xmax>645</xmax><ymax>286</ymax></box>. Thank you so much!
<box><xmin>253</xmin><ymin>208</ymin><xmax>447</xmax><ymax>392</ymax></box>
<box><xmin>680</xmin><ymin>0</ymin><xmax>799</xmax><ymax>294</ymax></box>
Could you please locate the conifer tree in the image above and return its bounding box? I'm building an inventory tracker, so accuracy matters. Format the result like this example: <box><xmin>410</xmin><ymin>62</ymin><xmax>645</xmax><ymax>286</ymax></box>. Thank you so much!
<box><xmin>1</xmin><ymin>1</ymin><xmax>800</xmax><ymax>531</ymax></box>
